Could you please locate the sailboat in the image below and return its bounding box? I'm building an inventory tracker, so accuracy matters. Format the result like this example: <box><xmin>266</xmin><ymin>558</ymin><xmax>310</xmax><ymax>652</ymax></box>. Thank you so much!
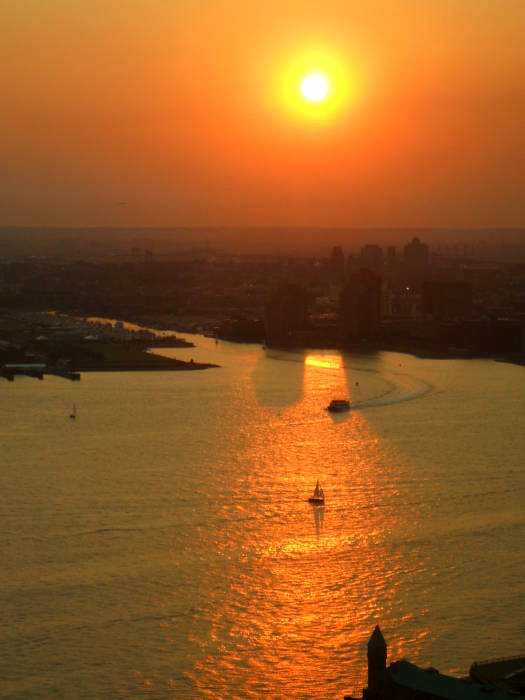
<box><xmin>69</xmin><ymin>403</ymin><xmax>76</xmax><ymax>420</ymax></box>
<box><xmin>308</xmin><ymin>480</ymin><xmax>325</xmax><ymax>505</ymax></box>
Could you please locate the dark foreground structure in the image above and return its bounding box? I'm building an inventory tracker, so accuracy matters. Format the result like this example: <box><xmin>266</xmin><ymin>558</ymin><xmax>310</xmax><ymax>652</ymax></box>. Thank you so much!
<box><xmin>346</xmin><ymin>627</ymin><xmax>525</xmax><ymax>700</ymax></box>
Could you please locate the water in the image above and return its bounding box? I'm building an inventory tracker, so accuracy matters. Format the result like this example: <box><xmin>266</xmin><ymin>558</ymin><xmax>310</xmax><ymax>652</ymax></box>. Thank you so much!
<box><xmin>1</xmin><ymin>333</ymin><xmax>524</xmax><ymax>699</ymax></box>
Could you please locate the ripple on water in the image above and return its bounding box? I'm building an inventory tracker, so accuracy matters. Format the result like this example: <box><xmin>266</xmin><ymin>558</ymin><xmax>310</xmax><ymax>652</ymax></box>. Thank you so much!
<box><xmin>1</xmin><ymin>343</ymin><xmax>524</xmax><ymax>699</ymax></box>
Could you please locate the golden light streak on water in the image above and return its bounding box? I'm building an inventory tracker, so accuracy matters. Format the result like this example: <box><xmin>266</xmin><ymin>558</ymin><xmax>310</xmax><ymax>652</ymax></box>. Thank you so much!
<box><xmin>188</xmin><ymin>350</ymin><xmax>428</xmax><ymax>698</ymax></box>
<box><xmin>304</xmin><ymin>353</ymin><xmax>343</xmax><ymax>370</ymax></box>
<box><xmin>2</xmin><ymin>332</ymin><xmax>524</xmax><ymax>699</ymax></box>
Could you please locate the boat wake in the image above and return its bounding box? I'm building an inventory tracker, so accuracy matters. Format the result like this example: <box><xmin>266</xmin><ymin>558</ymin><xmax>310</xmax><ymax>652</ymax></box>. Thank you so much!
<box><xmin>263</xmin><ymin>350</ymin><xmax>433</xmax><ymax>410</ymax></box>
<box><xmin>353</xmin><ymin>370</ymin><xmax>432</xmax><ymax>409</ymax></box>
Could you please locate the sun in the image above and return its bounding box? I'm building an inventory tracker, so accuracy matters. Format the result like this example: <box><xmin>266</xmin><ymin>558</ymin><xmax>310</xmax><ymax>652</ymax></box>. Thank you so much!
<box><xmin>300</xmin><ymin>72</ymin><xmax>330</xmax><ymax>102</ymax></box>
<box><xmin>273</xmin><ymin>44</ymin><xmax>360</xmax><ymax>124</ymax></box>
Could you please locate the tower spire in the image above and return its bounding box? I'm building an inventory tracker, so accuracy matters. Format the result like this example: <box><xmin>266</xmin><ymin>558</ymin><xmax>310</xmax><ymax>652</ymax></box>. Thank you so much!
<box><xmin>367</xmin><ymin>626</ymin><xmax>387</xmax><ymax>697</ymax></box>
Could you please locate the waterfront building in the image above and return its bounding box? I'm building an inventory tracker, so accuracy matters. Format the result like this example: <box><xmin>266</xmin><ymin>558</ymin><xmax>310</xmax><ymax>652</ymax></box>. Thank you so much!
<box><xmin>391</xmin><ymin>287</ymin><xmax>422</xmax><ymax>319</ymax></box>
<box><xmin>465</xmin><ymin>318</ymin><xmax>524</xmax><ymax>355</ymax></box>
<box><xmin>345</xmin><ymin>627</ymin><xmax>525</xmax><ymax>700</ymax></box>
<box><xmin>422</xmin><ymin>281</ymin><xmax>473</xmax><ymax>321</ymax></box>
<box><xmin>265</xmin><ymin>283</ymin><xmax>309</xmax><ymax>347</ymax></box>
<box><xmin>340</xmin><ymin>269</ymin><xmax>381</xmax><ymax>344</ymax></box>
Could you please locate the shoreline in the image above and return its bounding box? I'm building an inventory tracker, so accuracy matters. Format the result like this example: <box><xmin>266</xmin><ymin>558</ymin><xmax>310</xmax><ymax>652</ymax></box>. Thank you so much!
<box><xmin>71</xmin><ymin>362</ymin><xmax>219</xmax><ymax>372</ymax></box>
<box><xmin>124</xmin><ymin>314</ymin><xmax>525</xmax><ymax>368</ymax></box>
<box><xmin>0</xmin><ymin>310</ymin><xmax>220</xmax><ymax>376</ymax></box>
<box><xmin>25</xmin><ymin>310</ymin><xmax>524</xmax><ymax>370</ymax></box>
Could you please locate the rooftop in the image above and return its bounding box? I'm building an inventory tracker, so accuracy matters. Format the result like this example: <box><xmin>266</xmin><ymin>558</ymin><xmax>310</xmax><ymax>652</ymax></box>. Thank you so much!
<box><xmin>391</xmin><ymin>660</ymin><xmax>523</xmax><ymax>700</ymax></box>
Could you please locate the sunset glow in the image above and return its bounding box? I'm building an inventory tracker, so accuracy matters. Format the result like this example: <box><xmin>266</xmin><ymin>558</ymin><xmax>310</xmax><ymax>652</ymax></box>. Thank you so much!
<box><xmin>276</xmin><ymin>46</ymin><xmax>356</xmax><ymax>126</ymax></box>
<box><xmin>300</xmin><ymin>72</ymin><xmax>330</xmax><ymax>102</ymax></box>
<box><xmin>2</xmin><ymin>2</ymin><xmax>524</xmax><ymax>227</ymax></box>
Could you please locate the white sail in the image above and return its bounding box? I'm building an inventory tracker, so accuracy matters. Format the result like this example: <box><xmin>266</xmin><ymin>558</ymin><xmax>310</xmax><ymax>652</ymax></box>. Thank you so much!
<box><xmin>319</xmin><ymin>488</ymin><xmax>324</xmax><ymax>499</ymax></box>
<box><xmin>313</xmin><ymin>481</ymin><xmax>320</xmax><ymax>497</ymax></box>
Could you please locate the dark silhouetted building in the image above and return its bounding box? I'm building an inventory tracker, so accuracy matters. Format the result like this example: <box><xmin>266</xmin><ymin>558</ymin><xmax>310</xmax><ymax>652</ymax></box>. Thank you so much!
<box><xmin>422</xmin><ymin>281</ymin><xmax>473</xmax><ymax>321</ymax></box>
<box><xmin>345</xmin><ymin>627</ymin><xmax>525</xmax><ymax>700</ymax></box>
<box><xmin>347</xmin><ymin>255</ymin><xmax>359</xmax><ymax>277</ymax></box>
<box><xmin>404</xmin><ymin>237</ymin><xmax>429</xmax><ymax>269</ymax></box>
<box><xmin>471</xmin><ymin>656</ymin><xmax>525</xmax><ymax>695</ymax></box>
<box><xmin>392</xmin><ymin>288</ymin><xmax>422</xmax><ymax>319</ymax></box>
<box><xmin>380</xmin><ymin>279</ymin><xmax>393</xmax><ymax>318</ymax></box>
<box><xmin>360</xmin><ymin>245</ymin><xmax>384</xmax><ymax>276</ymax></box>
<box><xmin>330</xmin><ymin>246</ymin><xmax>346</xmax><ymax>284</ymax></box>
<box><xmin>403</xmin><ymin>237</ymin><xmax>429</xmax><ymax>286</ymax></box>
<box><xmin>367</xmin><ymin>625</ymin><xmax>387</xmax><ymax>698</ymax></box>
<box><xmin>265</xmin><ymin>284</ymin><xmax>309</xmax><ymax>347</ymax></box>
<box><xmin>386</xmin><ymin>246</ymin><xmax>396</xmax><ymax>267</ymax></box>
<box><xmin>465</xmin><ymin>319</ymin><xmax>523</xmax><ymax>355</ymax></box>
<box><xmin>340</xmin><ymin>269</ymin><xmax>381</xmax><ymax>344</ymax></box>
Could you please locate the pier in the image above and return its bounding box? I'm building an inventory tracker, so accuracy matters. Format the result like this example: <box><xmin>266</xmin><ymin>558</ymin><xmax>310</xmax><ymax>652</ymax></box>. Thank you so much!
<box><xmin>1</xmin><ymin>364</ymin><xmax>81</xmax><ymax>381</ymax></box>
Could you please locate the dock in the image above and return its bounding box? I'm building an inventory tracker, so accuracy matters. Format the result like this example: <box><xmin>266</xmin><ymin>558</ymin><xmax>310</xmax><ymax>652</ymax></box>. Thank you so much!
<box><xmin>1</xmin><ymin>364</ymin><xmax>81</xmax><ymax>381</ymax></box>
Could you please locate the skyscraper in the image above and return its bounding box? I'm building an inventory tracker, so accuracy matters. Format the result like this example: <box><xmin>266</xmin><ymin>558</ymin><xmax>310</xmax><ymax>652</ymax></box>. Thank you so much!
<box><xmin>340</xmin><ymin>269</ymin><xmax>381</xmax><ymax>344</ymax></box>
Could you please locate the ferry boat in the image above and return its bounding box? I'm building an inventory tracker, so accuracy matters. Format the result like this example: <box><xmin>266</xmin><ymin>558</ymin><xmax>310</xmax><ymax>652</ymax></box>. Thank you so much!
<box><xmin>326</xmin><ymin>399</ymin><xmax>350</xmax><ymax>412</ymax></box>
<box><xmin>308</xmin><ymin>481</ymin><xmax>325</xmax><ymax>505</ymax></box>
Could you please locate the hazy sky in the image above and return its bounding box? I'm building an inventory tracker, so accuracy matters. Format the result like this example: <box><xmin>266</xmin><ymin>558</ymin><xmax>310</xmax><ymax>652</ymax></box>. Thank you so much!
<box><xmin>2</xmin><ymin>0</ymin><xmax>524</xmax><ymax>228</ymax></box>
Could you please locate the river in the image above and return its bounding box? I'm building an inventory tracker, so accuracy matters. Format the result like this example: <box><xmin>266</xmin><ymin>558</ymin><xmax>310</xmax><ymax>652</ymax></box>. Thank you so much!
<box><xmin>1</xmin><ymin>330</ymin><xmax>524</xmax><ymax>699</ymax></box>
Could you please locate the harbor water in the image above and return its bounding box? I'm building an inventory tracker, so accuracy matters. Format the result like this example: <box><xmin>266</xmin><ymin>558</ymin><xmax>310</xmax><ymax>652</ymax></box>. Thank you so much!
<box><xmin>1</xmin><ymin>332</ymin><xmax>524</xmax><ymax>699</ymax></box>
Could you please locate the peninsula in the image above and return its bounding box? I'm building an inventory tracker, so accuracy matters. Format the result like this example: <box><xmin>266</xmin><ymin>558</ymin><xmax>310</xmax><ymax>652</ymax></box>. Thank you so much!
<box><xmin>0</xmin><ymin>312</ymin><xmax>218</xmax><ymax>380</ymax></box>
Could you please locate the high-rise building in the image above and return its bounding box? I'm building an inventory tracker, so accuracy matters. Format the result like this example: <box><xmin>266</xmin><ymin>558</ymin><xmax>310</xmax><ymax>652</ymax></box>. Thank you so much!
<box><xmin>329</xmin><ymin>246</ymin><xmax>346</xmax><ymax>284</ymax></box>
<box><xmin>340</xmin><ymin>269</ymin><xmax>381</xmax><ymax>343</ymax></box>
<box><xmin>265</xmin><ymin>284</ymin><xmax>309</xmax><ymax>347</ymax></box>
<box><xmin>422</xmin><ymin>281</ymin><xmax>472</xmax><ymax>321</ymax></box>
<box><xmin>360</xmin><ymin>245</ymin><xmax>384</xmax><ymax>275</ymax></box>
<box><xmin>346</xmin><ymin>255</ymin><xmax>358</xmax><ymax>277</ymax></box>
<box><xmin>403</xmin><ymin>237</ymin><xmax>428</xmax><ymax>269</ymax></box>
<box><xmin>386</xmin><ymin>246</ymin><xmax>396</xmax><ymax>267</ymax></box>
<box><xmin>403</xmin><ymin>237</ymin><xmax>429</xmax><ymax>286</ymax></box>
<box><xmin>380</xmin><ymin>279</ymin><xmax>393</xmax><ymax>318</ymax></box>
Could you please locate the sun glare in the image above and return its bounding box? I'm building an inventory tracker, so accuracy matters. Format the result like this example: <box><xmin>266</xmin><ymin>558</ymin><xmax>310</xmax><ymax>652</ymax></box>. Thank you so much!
<box><xmin>275</xmin><ymin>45</ymin><xmax>358</xmax><ymax>125</ymax></box>
<box><xmin>300</xmin><ymin>72</ymin><xmax>330</xmax><ymax>102</ymax></box>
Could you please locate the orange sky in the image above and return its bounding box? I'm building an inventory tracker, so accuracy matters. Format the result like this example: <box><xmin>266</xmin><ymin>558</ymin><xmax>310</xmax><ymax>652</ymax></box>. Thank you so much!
<box><xmin>2</xmin><ymin>0</ymin><xmax>524</xmax><ymax>228</ymax></box>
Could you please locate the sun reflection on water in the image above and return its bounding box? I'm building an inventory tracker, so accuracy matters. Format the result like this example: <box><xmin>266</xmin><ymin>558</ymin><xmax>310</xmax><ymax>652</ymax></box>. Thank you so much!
<box><xmin>187</xmin><ymin>351</ymin><xmax>430</xmax><ymax>698</ymax></box>
<box><xmin>304</xmin><ymin>353</ymin><xmax>343</xmax><ymax>370</ymax></box>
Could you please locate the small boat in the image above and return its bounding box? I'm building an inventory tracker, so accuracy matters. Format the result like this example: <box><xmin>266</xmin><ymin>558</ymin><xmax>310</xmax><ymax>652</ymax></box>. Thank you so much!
<box><xmin>326</xmin><ymin>399</ymin><xmax>350</xmax><ymax>412</ymax></box>
<box><xmin>69</xmin><ymin>403</ymin><xmax>76</xmax><ymax>420</ymax></box>
<box><xmin>308</xmin><ymin>480</ymin><xmax>325</xmax><ymax>505</ymax></box>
